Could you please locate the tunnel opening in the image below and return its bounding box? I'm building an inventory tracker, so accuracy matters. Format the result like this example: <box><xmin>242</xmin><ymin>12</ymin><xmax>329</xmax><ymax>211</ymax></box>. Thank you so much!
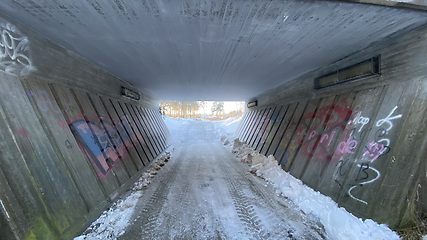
<box><xmin>0</xmin><ymin>0</ymin><xmax>425</xmax><ymax>239</ymax></box>
<box><xmin>160</xmin><ymin>101</ymin><xmax>246</xmax><ymax>120</ymax></box>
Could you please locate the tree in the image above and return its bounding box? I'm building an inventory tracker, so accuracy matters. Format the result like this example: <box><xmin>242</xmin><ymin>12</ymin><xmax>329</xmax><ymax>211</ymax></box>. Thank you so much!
<box><xmin>198</xmin><ymin>101</ymin><xmax>207</xmax><ymax>114</ymax></box>
<box><xmin>211</xmin><ymin>101</ymin><xmax>224</xmax><ymax>116</ymax></box>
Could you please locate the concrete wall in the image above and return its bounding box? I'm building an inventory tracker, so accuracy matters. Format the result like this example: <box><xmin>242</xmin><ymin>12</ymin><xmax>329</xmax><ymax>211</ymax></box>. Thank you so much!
<box><xmin>0</xmin><ymin>13</ymin><xmax>170</xmax><ymax>240</ymax></box>
<box><xmin>238</xmin><ymin>24</ymin><xmax>427</xmax><ymax>229</ymax></box>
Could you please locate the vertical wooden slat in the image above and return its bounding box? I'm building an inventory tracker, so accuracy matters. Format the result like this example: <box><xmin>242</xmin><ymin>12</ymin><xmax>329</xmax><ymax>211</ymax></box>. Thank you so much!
<box><xmin>100</xmin><ymin>96</ymin><xmax>145</xmax><ymax>171</ymax></box>
<box><xmin>238</xmin><ymin>111</ymin><xmax>255</xmax><ymax>140</ymax></box>
<box><xmin>260</xmin><ymin>105</ymin><xmax>288</xmax><ymax>155</ymax></box>
<box><xmin>25</xmin><ymin>81</ymin><xmax>105</xmax><ymax>212</ymax></box>
<box><xmin>235</xmin><ymin>112</ymin><xmax>248</xmax><ymax>137</ymax></box>
<box><xmin>316</xmin><ymin>87</ymin><xmax>385</xmax><ymax>200</ymax></box>
<box><xmin>242</xmin><ymin>110</ymin><xmax>260</xmax><ymax>142</ymax></box>
<box><xmin>372</xmin><ymin>78</ymin><xmax>426</xmax><ymax>226</ymax></box>
<box><xmin>113</xmin><ymin>100</ymin><xmax>153</xmax><ymax>161</ymax></box>
<box><xmin>51</xmin><ymin>85</ymin><xmax>119</xmax><ymax>196</ymax></box>
<box><xmin>256</xmin><ymin>106</ymin><xmax>281</xmax><ymax>152</ymax></box>
<box><xmin>338</xmin><ymin>79</ymin><xmax>420</xmax><ymax>217</ymax></box>
<box><xmin>124</xmin><ymin>103</ymin><xmax>159</xmax><ymax>157</ymax></box>
<box><xmin>110</xmin><ymin>100</ymin><xmax>151</xmax><ymax>164</ymax></box>
<box><xmin>88</xmin><ymin>94</ymin><xmax>137</xmax><ymax>178</ymax></box>
<box><xmin>0</xmin><ymin>74</ymin><xmax>85</xmax><ymax>233</ymax></box>
<box><xmin>154</xmin><ymin>109</ymin><xmax>171</xmax><ymax>143</ymax></box>
<box><xmin>148</xmin><ymin>108</ymin><xmax>169</xmax><ymax>149</ymax></box>
<box><xmin>268</xmin><ymin>103</ymin><xmax>297</xmax><ymax>159</ymax></box>
<box><xmin>290</xmin><ymin>96</ymin><xmax>335</xmax><ymax>179</ymax></box>
<box><xmin>300</xmin><ymin>93</ymin><xmax>356</xmax><ymax>189</ymax></box>
<box><xmin>253</xmin><ymin>107</ymin><xmax>276</xmax><ymax>150</ymax></box>
<box><xmin>282</xmin><ymin>99</ymin><xmax>320</xmax><ymax>172</ymax></box>
<box><xmin>135</xmin><ymin>106</ymin><xmax>165</xmax><ymax>153</ymax></box>
<box><xmin>249</xmin><ymin>109</ymin><xmax>270</xmax><ymax>147</ymax></box>
<box><xmin>0</xmin><ymin>97</ymin><xmax>59</xmax><ymax>239</ymax></box>
<box><xmin>245</xmin><ymin>109</ymin><xmax>265</xmax><ymax>144</ymax></box>
<box><xmin>152</xmin><ymin>109</ymin><xmax>169</xmax><ymax>149</ymax></box>
<box><xmin>72</xmin><ymin>90</ymin><xmax>129</xmax><ymax>186</ymax></box>
<box><xmin>237</xmin><ymin>111</ymin><xmax>251</xmax><ymax>139</ymax></box>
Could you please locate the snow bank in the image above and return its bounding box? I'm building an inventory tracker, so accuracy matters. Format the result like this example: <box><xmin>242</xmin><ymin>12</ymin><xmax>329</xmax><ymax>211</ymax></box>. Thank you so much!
<box><xmin>74</xmin><ymin>152</ymin><xmax>172</xmax><ymax>240</ymax></box>
<box><xmin>213</xmin><ymin>115</ymin><xmax>243</xmax><ymax>146</ymax></box>
<box><xmin>230</xmin><ymin>138</ymin><xmax>400</xmax><ymax>240</ymax></box>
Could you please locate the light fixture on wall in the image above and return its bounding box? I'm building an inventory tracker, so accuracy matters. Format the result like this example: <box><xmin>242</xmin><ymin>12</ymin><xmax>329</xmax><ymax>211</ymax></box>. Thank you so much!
<box><xmin>314</xmin><ymin>55</ymin><xmax>381</xmax><ymax>89</ymax></box>
<box><xmin>121</xmin><ymin>86</ymin><xmax>140</xmax><ymax>101</ymax></box>
<box><xmin>247</xmin><ymin>100</ymin><xmax>257</xmax><ymax>108</ymax></box>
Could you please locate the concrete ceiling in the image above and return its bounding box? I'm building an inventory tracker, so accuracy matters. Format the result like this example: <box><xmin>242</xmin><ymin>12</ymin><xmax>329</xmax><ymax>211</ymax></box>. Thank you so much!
<box><xmin>0</xmin><ymin>1</ymin><xmax>426</xmax><ymax>101</ymax></box>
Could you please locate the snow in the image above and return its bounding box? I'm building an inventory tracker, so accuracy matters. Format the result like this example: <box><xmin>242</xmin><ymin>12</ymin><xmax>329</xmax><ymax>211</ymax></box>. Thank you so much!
<box><xmin>215</xmin><ymin>117</ymin><xmax>400</xmax><ymax>240</ymax></box>
<box><xmin>74</xmin><ymin>152</ymin><xmax>171</xmax><ymax>240</ymax></box>
<box><xmin>74</xmin><ymin>116</ymin><xmax>401</xmax><ymax>240</ymax></box>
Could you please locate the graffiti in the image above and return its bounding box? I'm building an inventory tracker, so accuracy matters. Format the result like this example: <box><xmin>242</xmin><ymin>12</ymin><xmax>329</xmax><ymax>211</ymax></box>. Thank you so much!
<box><xmin>69</xmin><ymin>120</ymin><xmax>126</xmax><ymax>177</ymax></box>
<box><xmin>260</xmin><ymin>109</ymin><xmax>278</xmax><ymax>145</ymax></box>
<box><xmin>65</xmin><ymin>140</ymin><xmax>72</xmax><ymax>149</ymax></box>
<box><xmin>336</xmin><ymin>136</ymin><xmax>358</xmax><ymax>155</ymax></box>
<box><xmin>355</xmin><ymin>163</ymin><xmax>370</xmax><ymax>181</ymax></box>
<box><xmin>0</xmin><ymin>19</ymin><xmax>34</xmax><ymax>76</ymax></box>
<box><xmin>351</xmin><ymin>112</ymin><xmax>370</xmax><ymax>132</ymax></box>
<box><xmin>347</xmin><ymin>106</ymin><xmax>402</xmax><ymax>205</ymax></box>
<box><xmin>0</xmin><ymin>199</ymin><xmax>10</xmax><ymax>219</ymax></box>
<box><xmin>298</xmin><ymin>104</ymin><xmax>353</xmax><ymax>160</ymax></box>
<box><xmin>26</xmin><ymin>90</ymin><xmax>61</xmax><ymax>113</ymax></box>
<box><xmin>363</xmin><ymin>141</ymin><xmax>385</xmax><ymax>162</ymax></box>
<box><xmin>348</xmin><ymin>163</ymin><xmax>381</xmax><ymax>205</ymax></box>
<box><xmin>376</xmin><ymin>106</ymin><xmax>402</xmax><ymax>131</ymax></box>
<box><xmin>18</xmin><ymin>128</ymin><xmax>28</xmax><ymax>138</ymax></box>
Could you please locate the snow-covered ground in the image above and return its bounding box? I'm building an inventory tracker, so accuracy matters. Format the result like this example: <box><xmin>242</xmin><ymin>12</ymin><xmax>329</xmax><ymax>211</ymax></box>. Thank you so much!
<box><xmin>214</xmin><ymin>116</ymin><xmax>400</xmax><ymax>240</ymax></box>
<box><xmin>74</xmin><ymin>152</ymin><xmax>171</xmax><ymax>240</ymax></box>
<box><xmin>75</xmin><ymin>116</ymin><xmax>403</xmax><ymax>240</ymax></box>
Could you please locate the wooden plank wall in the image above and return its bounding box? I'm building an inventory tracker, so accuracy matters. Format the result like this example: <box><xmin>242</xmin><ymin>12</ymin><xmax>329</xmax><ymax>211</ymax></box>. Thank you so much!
<box><xmin>237</xmin><ymin>80</ymin><xmax>426</xmax><ymax>229</ymax></box>
<box><xmin>0</xmin><ymin>71</ymin><xmax>170</xmax><ymax>239</ymax></box>
<box><xmin>237</xmin><ymin>25</ymin><xmax>427</xmax><ymax>229</ymax></box>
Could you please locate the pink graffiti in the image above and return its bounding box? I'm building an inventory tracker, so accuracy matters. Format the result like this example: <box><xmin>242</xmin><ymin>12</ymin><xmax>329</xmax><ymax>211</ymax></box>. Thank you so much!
<box><xmin>297</xmin><ymin>104</ymin><xmax>353</xmax><ymax>160</ymax></box>
<box><xmin>363</xmin><ymin>141</ymin><xmax>385</xmax><ymax>162</ymax></box>
<box><xmin>337</xmin><ymin>136</ymin><xmax>358</xmax><ymax>155</ymax></box>
<box><xmin>58</xmin><ymin>120</ymin><xmax>64</xmax><ymax>128</ymax></box>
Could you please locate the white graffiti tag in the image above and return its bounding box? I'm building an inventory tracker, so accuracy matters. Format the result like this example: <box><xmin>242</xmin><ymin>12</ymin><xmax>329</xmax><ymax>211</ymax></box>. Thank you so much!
<box><xmin>348</xmin><ymin>106</ymin><xmax>403</xmax><ymax>205</ymax></box>
<box><xmin>348</xmin><ymin>164</ymin><xmax>381</xmax><ymax>205</ymax></box>
<box><xmin>352</xmin><ymin>111</ymin><xmax>370</xmax><ymax>132</ymax></box>
<box><xmin>376</xmin><ymin>106</ymin><xmax>402</xmax><ymax>132</ymax></box>
<box><xmin>0</xmin><ymin>19</ymin><xmax>34</xmax><ymax>76</ymax></box>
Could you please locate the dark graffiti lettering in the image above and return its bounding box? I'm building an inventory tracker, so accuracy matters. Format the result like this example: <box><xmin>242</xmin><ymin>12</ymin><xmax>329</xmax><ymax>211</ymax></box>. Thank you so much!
<box><xmin>355</xmin><ymin>163</ymin><xmax>369</xmax><ymax>181</ymax></box>
<box><xmin>69</xmin><ymin>120</ymin><xmax>128</xmax><ymax>178</ymax></box>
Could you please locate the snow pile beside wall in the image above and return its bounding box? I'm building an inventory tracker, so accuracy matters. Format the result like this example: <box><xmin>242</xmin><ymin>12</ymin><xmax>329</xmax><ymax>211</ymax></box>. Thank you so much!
<box><xmin>215</xmin><ymin>115</ymin><xmax>243</xmax><ymax>146</ymax></box>
<box><xmin>230</xmin><ymin>138</ymin><xmax>400</xmax><ymax>240</ymax></box>
<box><xmin>74</xmin><ymin>152</ymin><xmax>171</xmax><ymax>240</ymax></box>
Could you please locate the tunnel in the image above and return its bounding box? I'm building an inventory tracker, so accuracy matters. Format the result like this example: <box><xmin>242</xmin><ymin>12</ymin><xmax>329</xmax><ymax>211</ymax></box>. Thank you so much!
<box><xmin>0</xmin><ymin>1</ymin><xmax>426</xmax><ymax>239</ymax></box>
